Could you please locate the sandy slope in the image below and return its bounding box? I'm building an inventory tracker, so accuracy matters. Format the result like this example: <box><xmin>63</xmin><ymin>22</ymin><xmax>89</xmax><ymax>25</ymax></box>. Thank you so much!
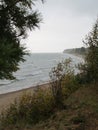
<box><xmin>0</xmin><ymin>83</ymin><xmax>50</xmax><ymax>113</ymax></box>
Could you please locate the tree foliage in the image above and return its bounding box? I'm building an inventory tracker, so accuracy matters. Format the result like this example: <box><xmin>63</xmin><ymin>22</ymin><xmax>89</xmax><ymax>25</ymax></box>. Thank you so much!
<box><xmin>0</xmin><ymin>0</ymin><xmax>43</xmax><ymax>79</ymax></box>
<box><xmin>49</xmin><ymin>58</ymin><xmax>75</xmax><ymax>108</ymax></box>
<box><xmin>78</xmin><ymin>18</ymin><xmax>98</xmax><ymax>83</ymax></box>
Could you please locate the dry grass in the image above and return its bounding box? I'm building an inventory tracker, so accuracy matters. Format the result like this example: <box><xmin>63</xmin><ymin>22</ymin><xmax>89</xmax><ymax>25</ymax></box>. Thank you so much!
<box><xmin>0</xmin><ymin>83</ymin><xmax>98</xmax><ymax>130</ymax></box>
<box><xmin>28</xmin><ymin>83</ymin><xmax>98</xmax><ymax>130</ymax></box>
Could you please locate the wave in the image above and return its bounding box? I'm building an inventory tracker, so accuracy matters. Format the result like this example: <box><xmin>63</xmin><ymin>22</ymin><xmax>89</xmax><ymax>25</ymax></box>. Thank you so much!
<box><xmin>0</xmin><ymin>53</ymin><xmax>83</xmax><ymax>94</ymax></box>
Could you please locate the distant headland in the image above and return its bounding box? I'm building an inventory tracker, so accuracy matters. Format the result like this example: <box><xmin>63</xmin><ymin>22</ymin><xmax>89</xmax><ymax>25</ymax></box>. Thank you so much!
<box><xmin>63</xmin><ymin>47</ymin><xmax>87</xmax><ymax>56</ymax></box>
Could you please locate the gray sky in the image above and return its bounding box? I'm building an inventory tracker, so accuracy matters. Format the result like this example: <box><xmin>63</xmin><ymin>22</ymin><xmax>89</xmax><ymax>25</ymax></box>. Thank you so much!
<box><xmin>24</xmin><ymin>0</ymin><xmax>98</xmax><ymax>53</ymax></box>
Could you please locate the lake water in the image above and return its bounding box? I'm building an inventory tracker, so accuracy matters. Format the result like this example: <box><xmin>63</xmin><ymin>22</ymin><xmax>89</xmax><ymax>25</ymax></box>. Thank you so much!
<box><xmin>0</xmin><ymin>53</ymin><xmax>83</xmax><ymax>94</ymax></box>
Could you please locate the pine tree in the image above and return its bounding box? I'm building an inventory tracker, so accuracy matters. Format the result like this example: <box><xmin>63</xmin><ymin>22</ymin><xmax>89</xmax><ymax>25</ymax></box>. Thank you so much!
<box><xmin>0</xmin><ymin>0</ymin><xmax>43</xmax><ymax>79</ymax></box>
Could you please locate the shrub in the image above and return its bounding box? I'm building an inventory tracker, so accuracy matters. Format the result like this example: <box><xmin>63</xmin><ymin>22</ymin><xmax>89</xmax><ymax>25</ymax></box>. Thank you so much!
<box><xmin>0</xmin><ymin>88</ymin><xmax>55</xmax><ymax>129</ymax></box>
<box><xmin>49</xmin><ymin>58</ymin><xmax>78</xmax><ymax>109</ymax></box>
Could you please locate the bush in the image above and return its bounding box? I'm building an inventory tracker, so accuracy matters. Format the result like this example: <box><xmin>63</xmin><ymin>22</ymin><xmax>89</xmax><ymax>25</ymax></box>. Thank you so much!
<box><xmin>49</xmin><ymin>58</ymin><xmax>78</xmax><ymax>109</ymax></box>
<box><xmin>0</xmin><ymin>88</ymin><xmax>55</xmax><ymax>129</ymax></box>
<box><xmin>61</xmin><ymin>74</ymin><xmax>79</xmax><ymax>98</ymax></box>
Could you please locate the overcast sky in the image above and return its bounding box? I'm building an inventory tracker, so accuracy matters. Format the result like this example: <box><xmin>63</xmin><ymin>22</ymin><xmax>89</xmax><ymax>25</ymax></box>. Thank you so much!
<box><xmin>24</xmin><ymin>0</ymin><xmax>98</xmax><ymax>53</ymax></box>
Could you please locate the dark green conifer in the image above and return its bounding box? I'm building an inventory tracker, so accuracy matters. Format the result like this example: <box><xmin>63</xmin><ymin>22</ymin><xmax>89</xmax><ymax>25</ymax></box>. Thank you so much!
<box><xmin>0</xmin><ymin>0</ymin><xmax>43</xmax><ymax>79</ymax></box>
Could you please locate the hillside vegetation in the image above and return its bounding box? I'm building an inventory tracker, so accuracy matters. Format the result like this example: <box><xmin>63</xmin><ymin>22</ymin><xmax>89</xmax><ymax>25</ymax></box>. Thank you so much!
<box><xmin>0</xmin><ymin>83</ymin><xmax>97</xmax><ymax>130</ymax></box>
<box><xmin>25</xmin><ymin>83</ymin><xmax>98</xmax><ymax>130</ymax></box>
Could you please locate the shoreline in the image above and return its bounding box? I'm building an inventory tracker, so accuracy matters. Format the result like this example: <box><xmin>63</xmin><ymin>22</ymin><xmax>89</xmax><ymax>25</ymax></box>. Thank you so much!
<box><xmin>0</xmin><ymin>83</ymin><xmax>50</xmax><ymax>113</ymax></box>
<box><xmin>64</xmin><ymin>52</ymin><xmax>84</xmax><ymax>59</ymax></box>
<box><xmin>0</xmin><ymin>53</ymin><xmax>83</xmax><ymax>113</ymax></box>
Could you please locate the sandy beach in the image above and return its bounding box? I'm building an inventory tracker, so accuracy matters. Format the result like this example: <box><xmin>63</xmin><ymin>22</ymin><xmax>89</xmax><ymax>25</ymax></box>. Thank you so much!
<box><xmin>0</xmin><ymin>83</ymin><xmax>50</xmax><ymax>113</ymax></box>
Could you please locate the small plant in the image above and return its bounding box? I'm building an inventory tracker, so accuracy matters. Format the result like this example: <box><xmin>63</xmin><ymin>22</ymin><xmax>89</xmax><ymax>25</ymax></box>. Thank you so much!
<box><xmin>49</xmin><ymin>58</ymin><xmax>77</xmax><ymax>109</ymax></box>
